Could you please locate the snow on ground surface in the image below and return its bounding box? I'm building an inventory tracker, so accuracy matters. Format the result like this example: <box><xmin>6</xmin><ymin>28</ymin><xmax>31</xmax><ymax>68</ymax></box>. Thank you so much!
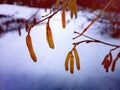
<box><xmin>0</xmin><ymin>4</ymin><xmax>39</xmax><ymax>19</ymax></box>
<box><xmin>0</xmin><ymin>4</ymin><xmax>120</xmax><ymax>90</ymax></box>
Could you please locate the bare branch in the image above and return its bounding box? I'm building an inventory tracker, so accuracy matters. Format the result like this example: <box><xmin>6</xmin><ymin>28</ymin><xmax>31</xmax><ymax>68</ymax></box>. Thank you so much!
<box><xmin>27</xmin><ymin>8</ymin><xmax>61</xmax><ymax>34</ymax></box>
<box><xmin>73</xmin><ymin>0</ymin><xmax>113</xmax><ymax>40</ymax></box>
<box><xmin>73</xmin><ymin>31</ymin><xmax>120</xmax><ymax>48</ymax></box>
<box><xmin>26</xmin><ymin>9</ymin><xmax>40</xmax><ymax>23</ymax></box>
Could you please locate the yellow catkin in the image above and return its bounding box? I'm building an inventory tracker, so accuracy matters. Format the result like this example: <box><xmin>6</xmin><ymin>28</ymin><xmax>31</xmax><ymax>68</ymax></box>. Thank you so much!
<box><xmin>62</xmin><ymin>10</ymin><xmax>66</xmax><ymax>28</ymax></box>
<box><xmin>69</xmin><ymin>0</ymin><xmax>73</xmax><ymax>18</ymax></box>
<box><xmin>46</xmin><ymin>22</ymin><xmax>55</xmax><ymax>49</ymax></box>
<box><xmin>73</xmin><ymin>0</ymin><xmax>77</xmax><ymax>18</ymax></box>
<box><xmin>26</xmin><ymin>34</ymin><xmax>37</xmax><ymax>62</ymax></box>
<box><xmin>65</xmin><ymin>52</ymin><xmax>71</xmax><ymax>71</ymax></box>
<box><xmin>70</xmin><ymin>52</ymin><xmax>74</xmax><ymax>74</ymax></box>
<box><xmin>68</xmin><ymin>0</ymin><xmax>71</xmax><ymax>10</ymax></box>
<box><xmin>74</xmin><ymin>48</ymin><xmax>80</xmax><ymax>70</ymax></box>
<box><xmin>70</xmin><ymin>10</ymin><xmax>73</xmax><ymax>18</ymax></box>
<box><xmin>68</xmin><ymin>0</ymin><xmax>77</xmax><ymax>18</ymax></box>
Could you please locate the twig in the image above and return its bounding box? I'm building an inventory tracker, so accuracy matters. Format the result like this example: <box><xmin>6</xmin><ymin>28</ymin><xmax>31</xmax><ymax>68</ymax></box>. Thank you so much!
<box><xmin>28</xmin><ymin>9</ymin><xmax>61</xmax><ymax>34</ymax></box>
<box><xmin>110</xmin><ymin>47</ymin><xmax>119</xmax><ymax>53</ymax></box>
<box><xmin>26</xmin><ymin>9</ymin><xmax>40</xmax><ymax>22</ymax></box>
<box><xmin>42</xmin><ymin>10</ymin><xmax>53</xmax><ymax>18</ymax></box>
<box><xmin>73</xmin><ymin>31</ymin><xmax>120</xmax><ymax>48</ymax></box>
<box><xmin>27</xmin><ymin>0</ymin><xmax>69</xmax><ymax>34</ymax></box>
<box><xmin>73</xmin><ymin>0</ymin><xmax>113</xmax><ymax>40</ymax></box>
<box><xmin>18</xmin><ymin>9</ymin><xmax>40</xmax><ymax>36</ymax></box>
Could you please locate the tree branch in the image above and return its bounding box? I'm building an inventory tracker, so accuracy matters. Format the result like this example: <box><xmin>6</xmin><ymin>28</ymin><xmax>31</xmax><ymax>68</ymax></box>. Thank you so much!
<box><xmin>26</xmin><ymin>9</ymin><xmax>40</xmax><ymax>22</ymax></box>
<box><xmin>27</xmin><ymin>8</ymin><xmax>61</xmax><ymax>34</ymax></box>
<box><xmin>73</xmin><ymin>0</ymin><xmax>113</xmax><ymax>40</ymax></box>
<box><xmin>73</xmin><ymin>31</ymin><xmax>120</xmax><ymax>48</ymax></box>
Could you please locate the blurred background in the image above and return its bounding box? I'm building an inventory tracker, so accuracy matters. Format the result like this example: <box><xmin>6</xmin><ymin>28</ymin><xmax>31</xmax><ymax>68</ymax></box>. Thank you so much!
<box><xmin>0</xmin><ymin>0</ymin><xmax>120</xmax><ymax>90</ymax></box>
<box><xmin>0</xmin><ymin>0</ymin><xmax>120</xmax><ymax>38</ymax></box>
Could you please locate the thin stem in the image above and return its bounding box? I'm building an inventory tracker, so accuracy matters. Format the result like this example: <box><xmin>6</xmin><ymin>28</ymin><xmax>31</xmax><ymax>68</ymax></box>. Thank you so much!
<box><xmin>74</xmin><ymin>31</ymin><xmax>95</xmax><ymax>40</ymax></box>
<box><xmin>74</xmin><ymin>31</ymin><xmax>120</xmax><ymax>48</ymax></box>
<box><xmin>28</xmin><ymin>8</ymin><xmax>61</xmax><ymax>34</ymax></box>
<box><xmin>73</xmin><ymin>40</ymin><xmax>95</xmax><ymax>45</ymax></box>
<box><xmin>73</xmin><ymin>0</ymin><xmax>113</xmax><ymax>39</ymax></box>
<box><xmin>26</xmin><ymin>9</ymin><xmax>40</xmax><ymax>22</ymax></box>
<box><xmin>27</xmin><ymin>0</ymin><xmax>69</xmax><ymax>34</ymax></box>
<box><xmin>110</xmin><ymin>47</ymin><xmax>119</xmax><ymax>53</ymax></box>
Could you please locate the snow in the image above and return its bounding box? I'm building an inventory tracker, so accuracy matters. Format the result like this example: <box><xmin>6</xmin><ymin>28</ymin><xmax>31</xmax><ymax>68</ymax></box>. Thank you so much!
<box><xmin>0</xmin><ymin>4</ymin><xmax>48</xmax><ymax>20</ymax></box>
<box><xmin>0</xmin><ymin>4</ymin><xmax>120</xmax><ymax>90</ymax></box>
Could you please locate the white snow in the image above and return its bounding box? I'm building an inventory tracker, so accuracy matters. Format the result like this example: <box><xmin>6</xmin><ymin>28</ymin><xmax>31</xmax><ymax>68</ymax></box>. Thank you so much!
<box><xmin>0</xmin><ymin>4</ymin><xmax>120</xmax><ymax>90</ymax></box>
<box><xmin>0</xmin><ymin>4</ymin><xmax>48</xmax><ymax>19</ymax></box>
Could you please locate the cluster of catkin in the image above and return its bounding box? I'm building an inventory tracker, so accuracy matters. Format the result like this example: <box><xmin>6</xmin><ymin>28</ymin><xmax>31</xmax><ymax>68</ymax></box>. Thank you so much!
<box><xmin>102</xmin><ymin>52</ymin><xmax>120</xmax><ymax>72</ymax></box>
<box><xmin>65</xmin><ymin>48</ymin><xmax>80</xmax><ymax>74</ymax></box>
<box><xmin>68</xmin><ymin>0</ymin><xmax>77</xmax><ymax>18</ymax></box>
<box><xmin>25</xmin><ymin>19</ymin><xmax>55</xmax><ymax>62</ymax></box>
<box><xmin>46</xmin><ymin>20</ymin><xmax>55</xmax><ymax>49</ymax></box>
<box><xmin>25</xmin><ymin>0</ymin><xmax>120</xmax><ymax>74</ymax></box>
<box><xmin>25</xmin><ymin>0</ymin><xmax>79</xmax><ymax>74</ymax></box>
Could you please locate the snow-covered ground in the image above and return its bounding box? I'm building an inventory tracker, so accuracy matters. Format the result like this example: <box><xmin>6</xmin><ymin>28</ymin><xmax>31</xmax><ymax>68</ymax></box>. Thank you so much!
<box><xmin>0</xmin><ymin>4</ymin><xmax>120</xmax><ymax>90</ymax></box>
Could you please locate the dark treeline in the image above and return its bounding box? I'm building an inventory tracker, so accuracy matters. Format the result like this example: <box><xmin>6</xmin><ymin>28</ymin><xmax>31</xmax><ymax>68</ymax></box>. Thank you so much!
<box><xmin>0</xmin><ymin>0</ymin><xmax>55</xmax><ymax>8</ymax></box>
<box><xmin>0</xmin><ymin>0</ymin><xmax>119</xmax><ymax>12</ymax></box>
<box><xmin>0</xmin><ymin>0</ymin><xmax>119</xmax><ymax>37</ymax></box>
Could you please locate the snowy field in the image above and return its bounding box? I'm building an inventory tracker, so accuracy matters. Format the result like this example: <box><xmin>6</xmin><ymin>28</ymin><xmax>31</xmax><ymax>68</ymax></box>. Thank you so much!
<box><xmin>0</xmin><ymin>4</ymin><xmax>120</xmax><ymax>90</ymax></box>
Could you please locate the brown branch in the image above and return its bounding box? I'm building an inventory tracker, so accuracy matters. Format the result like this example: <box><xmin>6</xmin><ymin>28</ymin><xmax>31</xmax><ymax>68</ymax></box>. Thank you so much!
<box><xmin>27</xmin><ymin>8</ymin><xmax>61</xmax><ymax>34</ymax></box>
<box><xmin>73</xmin><ymin>0</ymin><xmax>113</xmax><ymax>40</ymax></box>
<box><xmin>73</xmin><ymin>31</ymin><xmax>120</xmax><ymax>48</ymax></box>
<box><xmin>26</xmin><ymin>9</ymin><xmax>40</xmax><ymax>22</ymax></box>
<box><xmin>27</xmin><ymin>0</ymin><xmax>69</xmax><ymax>34</ymax></box>
<box><xmin>18</xmin><ymin>9</ymin><xmax>40</xmax><ymax>36</ymax></box>
<box><xmin>73</xmin><ymin>40</ymin><xmax>95</xmax><ymax>46</ymax></box>
<box><xmin>110</xmin><ymin>47</ymin><xmax>119</xmax><ymax>53</ymax></box>
<box><xmin>42</xmin><ymin>10</ymin><xmax>53</xmax><ymax>18</ymax></box>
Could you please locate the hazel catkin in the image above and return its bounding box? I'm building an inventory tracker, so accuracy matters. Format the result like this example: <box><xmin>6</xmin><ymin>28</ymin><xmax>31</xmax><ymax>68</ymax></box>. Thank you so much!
<box><xmin>65</xmin><ymin>52</ymin><xmax>71</xmax><ymax>71</ymax></box>
<box><xmin>70</xmin><ymin>52</ymin><xmax>74</xmax><ymax>74</ymax></box>
<box><xmin>46</xmin><ymin>22</ymin><xmax>55</xmax><ymax>49</ymax></box>
<box><xmin>74</xmin><ymin>48</ymin><xmax>80</xmax><ymax>70</ymax></box>
<box><xmin>26</xmin><ymin>34</ymin><xmax>37</xmax><ymax>62</ymax></box>
<box><xmin>62</xmin><ymin>10</ymin><xmax>66</xmax><ymax>28</ymax></box>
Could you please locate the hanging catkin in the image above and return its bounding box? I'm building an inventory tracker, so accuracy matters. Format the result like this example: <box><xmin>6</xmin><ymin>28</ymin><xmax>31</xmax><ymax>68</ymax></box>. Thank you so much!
<box><xmin>62</xmin><ymin>9</ymin><xmax>66</xmax><ymax>28</ymax></box>
<box><xmin>46</xmin><ymin>22</ymin><xmax>55</xmax><ymax>49</ymax></box>
<box><xmin>74</xmin><ymin>48</ymin><xmax>80</xmax><ymax>70</ymax></box>
<box><xmin>70</xmin><ymin>52</ymin><xmax>74</xmax><ymax>74</ymax></box>
<box><xmin>65</xmin><ymin>52</ymin><xmax>71</xmax><ymax>71</ymax></box>
<box><xmin>26</xmin><ymin>34</ymin><xmax>37</xmax><ymax>62</ymax></box>
<box><xmin>73</xmin><ymin>0</ymin><xmax>77</xmax><ymax>18</ymax></box>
